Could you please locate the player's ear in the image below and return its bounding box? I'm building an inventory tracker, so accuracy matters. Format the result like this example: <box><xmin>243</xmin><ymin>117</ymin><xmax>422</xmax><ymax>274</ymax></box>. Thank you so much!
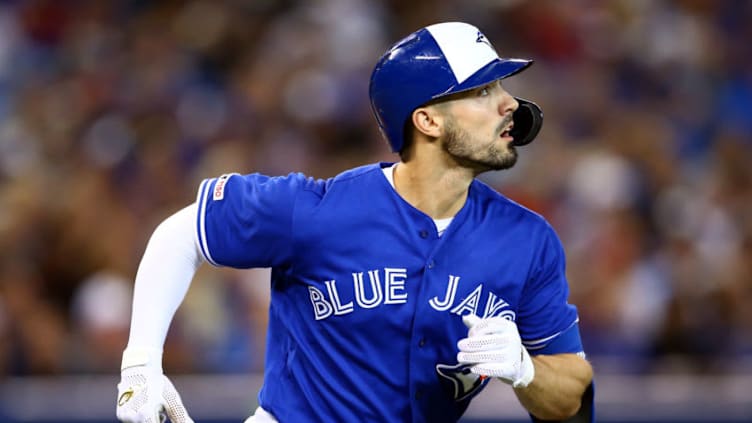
<box><xmin>411</xmin><ymin>105</ymin><xmax>444</xmax><ymax>139</ymax></box>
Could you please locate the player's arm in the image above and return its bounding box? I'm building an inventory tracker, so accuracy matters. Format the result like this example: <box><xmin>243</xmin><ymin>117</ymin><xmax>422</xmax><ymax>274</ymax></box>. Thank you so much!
<box><xmin>458</xmin><ymin>316</ymin><xmax>593</xmax><ymax>421</ymax></box>
<box><xmin>116</xmin><ymin>203</ymin><xmax>201</xmax><ymax>423</ymax></box>
<box><xmin>514</xmin><ymin>353</ymin><xmax>592</xmax><ymax>420</ymax></box>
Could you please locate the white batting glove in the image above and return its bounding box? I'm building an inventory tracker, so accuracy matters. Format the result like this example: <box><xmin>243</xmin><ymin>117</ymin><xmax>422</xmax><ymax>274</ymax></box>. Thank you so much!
<box><xmin>457</xmin><ymin>314</ymin><xmax>535</xmax><ymax>388</ymax></box>
<box><xmin>116</xmin><ymin>348</ymin><xmax>194</xmax><ymax>423</ymax></box>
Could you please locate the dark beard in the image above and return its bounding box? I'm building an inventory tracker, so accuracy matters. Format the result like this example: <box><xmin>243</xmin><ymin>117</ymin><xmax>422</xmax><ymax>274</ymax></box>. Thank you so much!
<box><xmin>442</xmin><ymin>118</ymin><xmax>518</xmax><ymax>172</ymax></box>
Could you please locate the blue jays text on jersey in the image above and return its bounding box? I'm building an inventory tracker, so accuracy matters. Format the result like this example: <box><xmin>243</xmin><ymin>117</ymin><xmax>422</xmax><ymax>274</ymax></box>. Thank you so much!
<box><xmin>308</xmin><ymin>269</ymin><xmax>518</xmax><ymax>321</ymax></box>
<box><xmin>195</xmin><ymin>163</ymin><xmax>584</xmax><ymax>423</ymax></box>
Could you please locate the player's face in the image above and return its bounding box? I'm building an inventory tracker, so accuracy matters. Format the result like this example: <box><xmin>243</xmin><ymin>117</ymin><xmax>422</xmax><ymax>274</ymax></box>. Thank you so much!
<box><xmin>439</xmin><ymin>81</ymin><xmax>519</xmax><ymax>172</ymax></box>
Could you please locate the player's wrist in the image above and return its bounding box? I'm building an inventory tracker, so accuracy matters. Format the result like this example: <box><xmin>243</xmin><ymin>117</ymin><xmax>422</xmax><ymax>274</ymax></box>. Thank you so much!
<box><xmin>511</xmin><ymin>347</ymin><xmax>535</xmax><ymax>388</ymax></box>
<box><xmin>121</xmin><ymin>346</ymin><xmax>163</xmax><ymax>371</ymax></box>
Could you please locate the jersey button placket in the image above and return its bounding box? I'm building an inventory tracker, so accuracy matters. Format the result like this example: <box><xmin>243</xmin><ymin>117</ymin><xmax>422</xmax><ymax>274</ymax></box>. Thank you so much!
<box><xmin>413</xmin><ymin>227</ymin><xmax>437</xmax><ymax>414</ymax></box>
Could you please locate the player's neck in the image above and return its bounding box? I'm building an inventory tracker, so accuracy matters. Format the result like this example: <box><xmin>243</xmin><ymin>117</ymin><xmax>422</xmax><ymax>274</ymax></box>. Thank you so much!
<box><xmin>393</xmin><ymin>160</ymin><xmax>472</xmax><ymax>219</ymax></box>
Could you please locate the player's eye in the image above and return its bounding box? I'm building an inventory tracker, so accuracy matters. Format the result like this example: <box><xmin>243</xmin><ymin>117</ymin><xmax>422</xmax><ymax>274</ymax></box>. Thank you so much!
<box><xmin>477</xmin><ymin>81</ymin><xmax>501</xmax><ymax>97</ymax></box>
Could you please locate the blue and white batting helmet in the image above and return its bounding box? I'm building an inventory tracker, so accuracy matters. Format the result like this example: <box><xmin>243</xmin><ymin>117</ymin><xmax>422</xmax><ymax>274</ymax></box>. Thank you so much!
<box><xmin>369</xmin><ymin>22</ymin><xmax>542</xmax><ymax>153</ymax></box>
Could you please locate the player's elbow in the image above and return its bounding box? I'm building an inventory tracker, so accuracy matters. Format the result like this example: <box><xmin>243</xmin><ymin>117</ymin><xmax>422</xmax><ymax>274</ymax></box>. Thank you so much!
<box><xmin>553</xmin><ymin>399</ymin><xmax>583</xmax><ymax>420</ymax></box>
<box><xmin>530</xmin><ymin>399</ymin><xmax>581</xmax><ymax>421</ymax></box>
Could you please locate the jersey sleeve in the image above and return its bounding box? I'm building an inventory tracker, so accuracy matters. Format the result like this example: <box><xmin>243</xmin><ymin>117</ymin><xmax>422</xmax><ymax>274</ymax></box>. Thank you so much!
<box><xmin>195</xmin><ymin>172</ymin><xmax>308</xmax><ymax>268</ymax></box>
<box><xmin>517</xmin><ymin>224</ymin><xmax>584</xmax><ymax>356</ymax></box>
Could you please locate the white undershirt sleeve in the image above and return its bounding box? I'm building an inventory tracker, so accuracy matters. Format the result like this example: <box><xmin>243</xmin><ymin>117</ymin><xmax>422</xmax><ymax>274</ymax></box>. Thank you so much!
<box><xmin>126</xmin><ymin>203</ymin><xmax>204</xmax><ymax>355</ymax></box>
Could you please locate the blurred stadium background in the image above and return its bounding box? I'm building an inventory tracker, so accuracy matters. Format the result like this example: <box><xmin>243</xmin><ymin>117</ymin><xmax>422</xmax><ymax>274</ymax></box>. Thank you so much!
<box><xmin>0</xmin><ymin>0</ymin><xmax>751</xmax><ymax>422</ymax></box>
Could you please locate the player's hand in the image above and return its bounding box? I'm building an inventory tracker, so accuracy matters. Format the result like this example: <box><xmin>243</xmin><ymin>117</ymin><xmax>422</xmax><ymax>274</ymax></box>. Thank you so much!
<box><xmin>457</xmin><ymin>314</ymin><xmax>535</xmax><ymax>388</ymax></box>
<box><xmin>116</xmin><ymin>348</ymin><xmax>194</xmax><ymax>423</ymax></box>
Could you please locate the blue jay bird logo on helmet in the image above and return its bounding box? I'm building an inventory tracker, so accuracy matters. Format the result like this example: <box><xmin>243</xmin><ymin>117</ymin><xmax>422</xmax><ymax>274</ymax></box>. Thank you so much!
<box><xmin>476</xmin><ymin>31</ymin><xmax>494</xmax><ymax>50</ymax></box>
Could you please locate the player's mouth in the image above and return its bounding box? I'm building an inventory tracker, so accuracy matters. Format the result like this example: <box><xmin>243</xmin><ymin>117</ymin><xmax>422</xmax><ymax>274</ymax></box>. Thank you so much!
<box><xmin>497</xmin><ymin>114</ymin><xmax>515</xmax><ymax>140</ymax></box>
<box><xmin>499</xmin><ymin>123</ymin><xmax>514</xmax><ymax>140</ymax></box>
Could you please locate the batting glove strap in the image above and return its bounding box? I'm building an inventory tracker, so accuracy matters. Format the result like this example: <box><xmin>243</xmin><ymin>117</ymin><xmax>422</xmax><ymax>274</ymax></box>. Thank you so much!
<box><xmin>457</xmin><ymin>315</ymin><xmax>535</xmax><ymax>388</ymax></box>
<box><xmin>121</xmin><ymin>347</ymin><xmax>162</xmax><ymax>371</ymax></box>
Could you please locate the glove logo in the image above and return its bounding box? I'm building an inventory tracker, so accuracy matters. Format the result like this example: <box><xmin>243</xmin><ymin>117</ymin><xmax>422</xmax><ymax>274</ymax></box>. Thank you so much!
<box><xmin>436</xmin><ymin>363</ymin><xmax>489</xmax><ymax>402</ymax></box>
<box><xmin>117</xmin><ymin>388</ymin><xmax>135</xmax><ymax>406</ymax></box>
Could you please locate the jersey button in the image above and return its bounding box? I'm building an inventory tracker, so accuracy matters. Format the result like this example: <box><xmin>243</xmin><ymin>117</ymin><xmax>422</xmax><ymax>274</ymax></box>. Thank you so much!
<box><xmin>419</xmin><ymin>230</ymin><xmax>429</xmax><ymax>238</ymax></box>
<box><xmin>419</xmin><ymin>338</ymin><xmax>426</xmax><ymax>347</ymax></box>
<box><xmin>427</xmin><ymin>260</ymin><xmax>435</xmax><ymax>269</ymax></box>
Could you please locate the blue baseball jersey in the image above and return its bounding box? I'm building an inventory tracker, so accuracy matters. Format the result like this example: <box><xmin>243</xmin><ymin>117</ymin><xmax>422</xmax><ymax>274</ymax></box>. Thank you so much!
<box><xmin>195</xmin><ymin>163</ymin><xmax>583</xmax><ymax>423</ymax></box>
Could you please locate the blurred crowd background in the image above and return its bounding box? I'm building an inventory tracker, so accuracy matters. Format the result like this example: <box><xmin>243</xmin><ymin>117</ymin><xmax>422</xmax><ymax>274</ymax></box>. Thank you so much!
<box><xmin>0</xmin><ymin>0</ymin><xmax>751</xmax><ymax>381</ymax></box>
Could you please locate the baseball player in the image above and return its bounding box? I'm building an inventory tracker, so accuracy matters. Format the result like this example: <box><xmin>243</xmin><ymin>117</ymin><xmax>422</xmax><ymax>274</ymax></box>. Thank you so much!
<box><xmin>116</xmin><ymin>22</ymin><xmax>593</xmax><ymax>423</ymax></box>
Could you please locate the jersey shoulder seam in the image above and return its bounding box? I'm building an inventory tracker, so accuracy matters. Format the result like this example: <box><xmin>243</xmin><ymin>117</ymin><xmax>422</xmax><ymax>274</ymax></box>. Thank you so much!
<box><xmin>471</xmin><ymin>180</ymin><xmax>549</xmax><ymax>224</ymax></box>
<box><xmin>331</xmin><ymin>163</ymin><xmax>383</xmax><ymax>184</ymax></box>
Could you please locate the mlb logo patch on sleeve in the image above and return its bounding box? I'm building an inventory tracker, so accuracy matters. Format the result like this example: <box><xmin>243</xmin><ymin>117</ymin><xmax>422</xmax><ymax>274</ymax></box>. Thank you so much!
<box><xmin>213</xmin><ymin>173</ymin><xmax>233</xmax><ymax>201</ymax></box>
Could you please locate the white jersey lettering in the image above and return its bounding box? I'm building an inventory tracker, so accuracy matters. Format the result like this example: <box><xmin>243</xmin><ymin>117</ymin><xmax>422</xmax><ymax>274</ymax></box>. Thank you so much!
<box><xmin>309</xmin><ymin>286</ymin><xmax>333</xmax><ymax>320</ymax></box>
<box><xmin>450</xmin><ymin>283</ymin><xmax>484</xmax><ymax>316</ymax></box>
<box><xmin>429</xmin><ymin>275</ymin><xmax>461</xmax><ymax>311</ymax></box>
<box><xmin>384</xmin><ymin>267</ymin><xmax>408</xmax><ymax>304</ymax></box>
<box><xmin>312</xmin><ymin>270</ymin><xmax>515</xmax><ymax>321</ymax></box>
<box><xmin>483</xmin><ymin>292</ymin><xmax>509</xmax><ymax>318</ymax></box>
<box><xmin>325</xmin><ymin>280</ymin><xmax>354</xmax><ymax>315</ymax></box>
<box><xmin>353</xmin><ymin>271</ymin><xmax>383</xmax><ymax>309</ymax></box>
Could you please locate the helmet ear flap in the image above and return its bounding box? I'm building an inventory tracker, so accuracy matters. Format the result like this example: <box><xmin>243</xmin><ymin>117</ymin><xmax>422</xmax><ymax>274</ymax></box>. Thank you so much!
<box><xmin>509</xmin><ymin>98</ymin><xmax>543</xmax><ymax>146</ymax></box>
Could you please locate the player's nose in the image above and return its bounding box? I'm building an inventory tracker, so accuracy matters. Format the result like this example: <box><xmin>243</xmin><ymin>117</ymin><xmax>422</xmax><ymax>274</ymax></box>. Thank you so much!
<box><xmin>497</xmin><ymin>89</ymin><xmax>519</xmax><ymax>116</ymax></box>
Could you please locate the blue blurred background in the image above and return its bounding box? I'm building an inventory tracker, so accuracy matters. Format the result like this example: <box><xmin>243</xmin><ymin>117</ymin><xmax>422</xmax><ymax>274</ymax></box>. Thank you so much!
<box><xmin>0</xmin><ymin>0</ymin><xmax>751</xmax><ymax>421</ymax></box>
